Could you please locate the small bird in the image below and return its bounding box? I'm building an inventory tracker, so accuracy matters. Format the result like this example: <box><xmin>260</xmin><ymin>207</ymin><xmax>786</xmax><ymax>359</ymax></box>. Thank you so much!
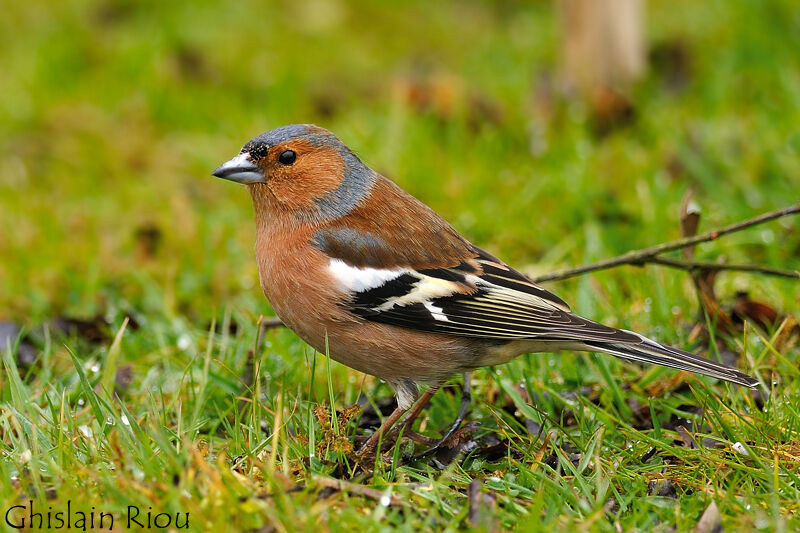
<box><xmin>213</xmin><ymin>124</ymin><xmax>758</xmax><ymax>452</ymax></box>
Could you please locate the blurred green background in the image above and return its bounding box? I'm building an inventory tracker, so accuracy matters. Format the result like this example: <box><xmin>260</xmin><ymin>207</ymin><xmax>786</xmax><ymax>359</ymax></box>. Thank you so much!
<box><xmin>2</xmin><ymin>0</ymin><xmax>798</xmax><ymax>321</ymax></box>
<box><xmin>1</xmin><ymin>0</ymin><xmax>799</xmax><ymax>530</ymax></box>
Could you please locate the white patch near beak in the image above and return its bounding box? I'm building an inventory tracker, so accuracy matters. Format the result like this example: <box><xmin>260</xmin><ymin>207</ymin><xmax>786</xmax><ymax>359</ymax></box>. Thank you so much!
<box><xmin>212</xmin><ymin>153</ymin><xmax>266</xmax><ymax>184</ymax></box>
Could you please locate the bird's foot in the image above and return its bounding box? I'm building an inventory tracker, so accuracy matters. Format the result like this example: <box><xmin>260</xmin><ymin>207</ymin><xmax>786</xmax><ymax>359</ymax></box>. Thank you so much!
<box><xmin>406</xmin><ymin>373</ymin><xmax>472</xmax><ymax>461</ymax></box>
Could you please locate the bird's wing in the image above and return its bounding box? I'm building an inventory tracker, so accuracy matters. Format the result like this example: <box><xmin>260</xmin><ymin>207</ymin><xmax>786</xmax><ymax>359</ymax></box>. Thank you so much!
<box><xmin>326</xmin><ymin>244</ymin><xmax>639</xmax><ymax>344</ymax></box>
<box><xmin>326</xmin><ymin>246</ymin><xmax>759</xmax><ymax>387</ymax></box>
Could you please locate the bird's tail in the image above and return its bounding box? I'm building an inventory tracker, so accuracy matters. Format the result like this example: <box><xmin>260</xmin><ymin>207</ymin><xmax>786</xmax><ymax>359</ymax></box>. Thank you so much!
<box><xmin>583</xmin><ymin>331</ymin><xmax>759</xmax><ymax>388</ymax></box>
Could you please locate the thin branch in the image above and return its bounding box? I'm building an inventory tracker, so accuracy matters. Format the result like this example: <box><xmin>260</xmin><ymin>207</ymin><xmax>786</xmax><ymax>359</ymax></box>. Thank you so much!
<box><xmin>648</xmin><ymin>256</ymin><xmax>800</xmax><ymax>279</ymax></box>
<box><xmin>312</xmin><ymin>475</ymin><xmax>403</xmax><ymax>506</ymax></box>
<box><xmin>261</xmin><ymin>317</ymin><xmax>284</xmax><ymax>329</ymax></box>
<box><xmin>533</xmin><ymin>203</ymin><xmax>800</xmax><ymax>283</ymax></box>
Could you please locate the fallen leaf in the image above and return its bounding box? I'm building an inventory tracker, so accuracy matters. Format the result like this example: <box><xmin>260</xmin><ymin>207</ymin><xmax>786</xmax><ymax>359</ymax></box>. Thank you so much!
<box><xmin>648</xmin><ymin>478</ymin><xmax>677</xmax><ymax>498</ymax></box>
<box><xmin>468</xmin><ymin>479</ymin><xmax>499</xmax><ymax>531</ymax></box>
<box><xmin>589</xmin><ymin>85</ymin><xmax>636</xmax><ymax>137</ymax></box>
<box><xmin>114</xmin><ymin>364</ymin><xmax>134</xmax><ymax>395</ymax></box>
<box><xmin>434</xmin><ymin>423</ymin><xmax>478</xmax><ymax>466</ymax></box>
<box><xmin>0</xmin><ymin>321</ymin><xmax>37</xmax><ymax>368</ymax></box>
<box><xmin>679</xmin><ymin>188</ymin><xmax>701</xmax><ymax>260</ymax></box>
<box><xmin>50</xmin><ymin>315</ymin><xmax>109</xmax><ymax>343</ymax></box>
<box><xmin>694</xmin><ymin>501</ymin><xmax>722</xmax><ymax>533</ymax></box>
<box><xmin>649</xmin><ymin>40</ymin><xmax>693</xmax><ymax>92</ymax></box>
<box><xmin>676</xmin><ymin>426</ymin><xmax>698</xmax><ymax>449</ymax></box>
<box><xmin>135</xmin><ymin>222</ymin><xmax>162</xmax><ymax>260</ymax></box>
<box><xmin>731</xmin><ymin>291</ymin><xmax>779</xmax><ymax>332</ymax></box>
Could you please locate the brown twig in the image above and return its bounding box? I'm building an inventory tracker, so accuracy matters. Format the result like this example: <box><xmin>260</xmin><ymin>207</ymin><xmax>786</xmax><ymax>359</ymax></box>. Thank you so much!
<box><xmin>251</xmin><ymin>316</ymin><xmax>285</xmax><ymax>360</ymax></box>
<box><xmin>312</xmin><ymin>475</ymin><xmax>403</xmax><ymax>506</ymax></box>
<box><xmin>533</xmin><ymin>203</ymin><xmax>800</xmax><ymax>283</ymax></box>
<box><xmin>261</xmin><ymin>316</ymin><xmax>284</xmax><ymax>329</ymax></box>
<box><xmin>648</xmin><ymin>257</ymin><xmax>800</xmax><ymax>279</ymax></box>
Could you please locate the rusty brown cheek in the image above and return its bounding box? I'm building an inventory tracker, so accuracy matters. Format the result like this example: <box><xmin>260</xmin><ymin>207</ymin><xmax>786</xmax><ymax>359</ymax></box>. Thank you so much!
<box><xmin>266</xmin><ymin>142</ymin><xmax>346</xmax><ymax>209</ymax></box>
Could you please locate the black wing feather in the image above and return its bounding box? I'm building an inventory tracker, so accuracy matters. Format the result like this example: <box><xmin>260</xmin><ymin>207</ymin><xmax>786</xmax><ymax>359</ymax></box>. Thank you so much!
<box><xmin>346</xmin><ymin>249</ymin><xmax>638</xmax><ymax>344</ymax></box>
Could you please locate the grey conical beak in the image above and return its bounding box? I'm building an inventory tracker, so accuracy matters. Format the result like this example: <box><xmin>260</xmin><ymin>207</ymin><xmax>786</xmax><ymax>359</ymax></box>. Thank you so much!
<box><xmin>212</xmin><ymin>153</ymin><xmax>266</xmax><ymax>184</ymax></box>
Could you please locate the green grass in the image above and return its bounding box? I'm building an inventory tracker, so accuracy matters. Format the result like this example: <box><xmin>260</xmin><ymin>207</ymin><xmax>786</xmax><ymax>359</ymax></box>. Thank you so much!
<box><xmin>1</xmin><ymin>0</ymin><xmax>800</xmax><ymax>530</ymax></box>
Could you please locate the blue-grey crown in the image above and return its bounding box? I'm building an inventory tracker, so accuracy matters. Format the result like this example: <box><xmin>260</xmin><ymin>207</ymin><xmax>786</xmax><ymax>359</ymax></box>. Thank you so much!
<box><xmin>242</xmin><ymin>124</ymin><xmax>341</xmax><ymax>155</ymax></box>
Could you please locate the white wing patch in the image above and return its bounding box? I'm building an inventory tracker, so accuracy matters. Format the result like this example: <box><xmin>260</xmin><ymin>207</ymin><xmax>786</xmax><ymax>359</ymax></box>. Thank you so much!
<box><xmin>375</xmin><ymin>274</ymin><xmax>460</xmax><ymax>310</ymax></box>
<box><xmin>330</xmin><ymin>258</ymin><xmax>564</xmax><ymax>324</ymax></box>
<box><xmin>328</xmin><ymin>259</ymin><xmax>464</xmax><ymax>313</ymax></box>
<box><xmin>328</xmin><ymin>258</ymin><xmax>405</xmax><ymax>292</ymax></box>
<box><xmin>423</xmin><ymin>301</ymin><xmax>449</xmax><ymax>322</ymax></box>
<box><xmin>334</xmin><ymin>250</ymin><xmax>641</xmax><ymax>345</ymax></box>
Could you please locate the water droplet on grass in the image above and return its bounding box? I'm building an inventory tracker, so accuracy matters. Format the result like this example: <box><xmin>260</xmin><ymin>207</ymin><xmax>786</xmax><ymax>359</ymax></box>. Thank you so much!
<box><xmin>177</xmin><ymin>334</ymin><xmax>191</xmax><ymax>350</ymax></box>
<box><xmin>732</xmin><ymin>442</ymin><xmax>749</xmax><ymax>456</ymax></box>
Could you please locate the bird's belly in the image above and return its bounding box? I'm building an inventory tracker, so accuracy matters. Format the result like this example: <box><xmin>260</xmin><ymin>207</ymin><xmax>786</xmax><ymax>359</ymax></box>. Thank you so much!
<box><xmin>255</xmin><ymin>237</ymin><xmax>494</xmax><ymax>385</ymax></box>
<box><xmin>258</xmin><ymin>258</ymin><xmax>348</xmax><ymax>352</ymax></box>
<box><xmin>261</xmin><ymin>270</ymin><xmax>479</xmax><ymax>382</ymax></box>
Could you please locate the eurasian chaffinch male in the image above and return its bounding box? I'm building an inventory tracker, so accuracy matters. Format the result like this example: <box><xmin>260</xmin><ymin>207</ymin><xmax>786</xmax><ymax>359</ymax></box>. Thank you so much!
<box><xmin>213</xmin><ymin>124</ymin><xmax>758</xmax><ymax>452</ymax></box>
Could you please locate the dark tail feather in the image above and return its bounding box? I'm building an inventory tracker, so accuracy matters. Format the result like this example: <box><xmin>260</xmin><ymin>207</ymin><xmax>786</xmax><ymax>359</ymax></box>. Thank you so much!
<box><xmin>584</xmin><ymin>333</ymin><xmax>759</xmax><ymax>388</ymax></box>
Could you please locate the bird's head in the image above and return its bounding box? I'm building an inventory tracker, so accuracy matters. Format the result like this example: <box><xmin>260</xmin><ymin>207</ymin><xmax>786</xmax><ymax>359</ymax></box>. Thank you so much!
<box><xmin>213</xmin><ymin>124</ymin><xmax>375</xmax><ymax>220</ymax></box>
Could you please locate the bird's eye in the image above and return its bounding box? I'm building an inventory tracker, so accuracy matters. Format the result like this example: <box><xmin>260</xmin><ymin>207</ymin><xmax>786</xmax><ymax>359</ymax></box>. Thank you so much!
<box><xmin>278</xmin><ymin>150</ymin><xmax>297</xmax><ymax>165</ymax></box>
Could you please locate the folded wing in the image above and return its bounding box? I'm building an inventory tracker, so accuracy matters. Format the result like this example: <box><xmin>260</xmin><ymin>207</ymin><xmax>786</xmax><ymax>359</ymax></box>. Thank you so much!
<box><xmin>325</xmin><ymin>245</ymin><xmax>757</xmax><ymax>388</ymax></box>
<box><xmin>333</xmin><ymin>247</ymin><xmax>638</xmax><ymax>344</ymax></box>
